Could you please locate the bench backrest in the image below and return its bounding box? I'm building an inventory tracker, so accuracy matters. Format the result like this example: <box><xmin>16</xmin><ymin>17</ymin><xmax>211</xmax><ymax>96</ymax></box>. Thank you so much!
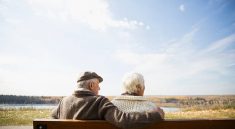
<box><xmin>33</xmin><ymin>119</ymin><xmax>235</xmax><ymax>129</ymax></box>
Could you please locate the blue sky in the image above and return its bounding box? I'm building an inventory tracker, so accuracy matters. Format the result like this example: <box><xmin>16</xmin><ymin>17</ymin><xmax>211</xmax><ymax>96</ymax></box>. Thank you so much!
<box><xmin>0</xmin><ymin>0</ymin><xmax>235</xmax><ymax>96</ymax></box>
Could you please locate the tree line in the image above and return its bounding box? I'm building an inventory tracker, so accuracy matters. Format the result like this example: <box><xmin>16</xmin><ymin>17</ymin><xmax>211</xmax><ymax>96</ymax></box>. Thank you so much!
<box><xmin>147</xmin><ymin>95</ymin><xmax>235</xmax><ymax>109</ymax></box>
<box><xmin>0</xmin><ymin>95</ymin><xmax>63</xmax><ymax>104</ymax></box>
<box><xmin>161</xmin><ymin>96</ymin><xmax>235</xmax><ymax>109</ymax></box>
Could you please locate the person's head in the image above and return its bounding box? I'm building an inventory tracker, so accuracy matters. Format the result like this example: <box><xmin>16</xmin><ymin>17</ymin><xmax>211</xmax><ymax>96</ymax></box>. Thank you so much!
<box><xmin>77</xmin><ymin>71</ymin><xmax>103</xmax><ymax>95</ymax></box>
<box><xmin>122</xmin><ymin>72</ymin><xmax>145</xmax><ymax>96</ymax></box>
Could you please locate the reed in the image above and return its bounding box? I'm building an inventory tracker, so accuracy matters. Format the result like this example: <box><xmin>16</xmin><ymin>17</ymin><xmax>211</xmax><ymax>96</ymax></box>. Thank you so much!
<box><xmin>0</xmin><ymin>109</ymin><xmax>51</xmax><ymax>125</ymax></box>
<box><xmin>1</xmin><ymin>108</ymin><xmax>235</xmax><ymax>125</ymax></box>
<box><xmin>165</xmin><ymin>109</ymin><xmax>235</xmax><ymax>119</ymax></box>
<box><xmin>1</xmin><ymin>95</ymin><xmax>235</xmax><ymax>125</ymax></box>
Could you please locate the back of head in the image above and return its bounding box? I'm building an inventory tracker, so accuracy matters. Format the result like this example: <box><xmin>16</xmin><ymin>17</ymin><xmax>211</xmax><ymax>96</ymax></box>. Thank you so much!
<box><xmin>76</xmin><ymin>71</ymin><xmax>103</xmax><ymax>89</ymax></box>
<box><xmin>122</xmin><ymin>72</ymin><xmax>145</xmax><ymax>95</ymax></box>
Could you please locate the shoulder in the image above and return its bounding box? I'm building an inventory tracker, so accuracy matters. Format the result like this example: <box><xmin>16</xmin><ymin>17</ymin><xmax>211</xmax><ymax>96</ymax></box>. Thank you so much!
<box><xmin>112</xmin><ymin>96</ymin><xmax>148</xmax><ymax>101</ymax></box>
<box><xmin>95</xmin><ymin>95</ymin><xmax>112</xmax><ymax>103</ymax></box>
<box><xmin>56</xmin><ymin>95</ymin><xmax>76</xmax><ymax>105</ymax></box>
<box><xmin>97</xmin><ymin>95</ymin><xmax>109</xmax><ymax>100</ymax></box>
<box><xmin>59</xmin><ymin>95</ymin><xmax>72</xmax><ymax>101</ymax></box>
<box><xmin>144</xmin><ymin>100</ymin><xmax>157</xmax><ymax>106</ymax></box>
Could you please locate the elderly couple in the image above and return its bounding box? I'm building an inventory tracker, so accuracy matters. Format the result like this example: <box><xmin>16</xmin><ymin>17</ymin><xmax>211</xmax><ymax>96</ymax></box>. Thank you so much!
<box><xmin>51</xmin><ymin>71</ymin><xmax>164</xmax><ymax>129</ymax></box>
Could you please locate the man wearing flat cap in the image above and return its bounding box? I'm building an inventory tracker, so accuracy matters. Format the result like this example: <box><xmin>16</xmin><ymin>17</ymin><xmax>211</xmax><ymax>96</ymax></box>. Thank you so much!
<box><xmin>51</xmin><ymin>71</ymin><xmax>164</xmax><ymax>129</ymax></box>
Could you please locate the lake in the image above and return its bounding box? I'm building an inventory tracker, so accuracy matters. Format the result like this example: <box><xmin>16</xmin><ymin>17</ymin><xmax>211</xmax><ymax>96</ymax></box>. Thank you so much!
<box><xmin>0</xmin><ymin>104</ymin><xmax>180</xmax><ymax>112</ymax></box>
<box><xmin>0</xmin><ymin>104</ymin><xmax>57</xmax><ymax>109</ymax></box>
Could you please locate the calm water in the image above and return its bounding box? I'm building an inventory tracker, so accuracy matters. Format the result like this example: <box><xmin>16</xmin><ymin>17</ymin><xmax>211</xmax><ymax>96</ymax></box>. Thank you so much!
<box><xmin>0</xmin><ymin>104</ymin><xmax>180</xmax><ymax>112</ymax></box>
<box><xmin>0</xmin><ymin>104</ymin><xmax>57</xmax><ymax>109</ymax></box>
<box><xmin>162</xmin><ymin>107</ymin><xmax>180</xmax><ymax>112</ymax></box>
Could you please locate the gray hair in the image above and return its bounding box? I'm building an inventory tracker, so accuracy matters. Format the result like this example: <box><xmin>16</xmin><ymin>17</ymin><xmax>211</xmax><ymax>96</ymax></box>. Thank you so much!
<box><xmin>77</xmin><ymin>78</ymin><xmax>98</xmax><ymax>89</ymax></box>
<box><xmin>122</xmin><ymin>72</ymin><xmax>145</xmax><ymax>94</ymax></box>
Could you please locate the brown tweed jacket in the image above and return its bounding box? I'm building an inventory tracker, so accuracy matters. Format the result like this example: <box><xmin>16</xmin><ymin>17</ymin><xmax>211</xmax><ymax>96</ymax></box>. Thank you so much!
<box><xmin>51</xmin><ymin>90</ymin><xmax>163</xmax><ymax>129</ymax></box>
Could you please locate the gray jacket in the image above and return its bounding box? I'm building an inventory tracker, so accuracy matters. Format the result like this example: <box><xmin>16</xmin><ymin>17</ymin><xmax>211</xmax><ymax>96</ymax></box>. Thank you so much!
<box><xmin>51</xmin><ymin>90</ymin><xmax>163</xmax><ymax>129</ymax></box>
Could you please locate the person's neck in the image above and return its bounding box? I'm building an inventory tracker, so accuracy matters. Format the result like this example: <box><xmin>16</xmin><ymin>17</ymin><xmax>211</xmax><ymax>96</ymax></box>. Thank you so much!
<box><xmin>75</xmin><ymin>87</ymin><xmax>90</xmax><ymax>91</ymax></box>
<box><xmin>121</xmin><ymin>92</ymin><xmax>140</xmax><ymax>96</ymax></box>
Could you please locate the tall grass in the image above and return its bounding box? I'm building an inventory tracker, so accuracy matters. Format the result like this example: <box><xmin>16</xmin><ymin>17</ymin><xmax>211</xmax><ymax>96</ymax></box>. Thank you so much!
<box><xmin>0</xmin><ymin>108</ymin><xmax>51</xmax><ymax>125</ymax></box>
<box><xmin>166</xmin><ymin>109</ymin><xmax>235</xmax><ymax>119</ymax></box>
<box><xmin>1</xmin><ymin>95</ymin><xmax>235</xmax><ymax>125</ymax></box>
<box><xmin>1</xmin><ymin>108</ymin><xmax>235</xmax><ymax>125</ymax></box>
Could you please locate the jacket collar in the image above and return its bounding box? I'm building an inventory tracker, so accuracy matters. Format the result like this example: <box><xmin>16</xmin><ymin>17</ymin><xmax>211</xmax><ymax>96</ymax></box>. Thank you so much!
<box><xmin>73</xmin><ymin>88</ymin><xmax>96</xmax><ymax>97</ymax></box>
<box><xmin>121</xmin><ymin>92</ymin><xmax>139</xmax><ymax>96</ymax></box>
<box><xmin>113</xmin><ymin>95</ymin><xmax>147</xmax><ymax>101</ymax></box>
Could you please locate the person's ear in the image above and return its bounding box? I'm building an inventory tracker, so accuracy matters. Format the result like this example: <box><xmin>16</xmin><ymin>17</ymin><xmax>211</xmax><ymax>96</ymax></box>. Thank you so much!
<box><xmin>136</xmin><ymin>84</ymin><xmax>144</xmax><ymax>96</ymax></box>
<box><xmin>136</xmin><ymin>84</ymin><xmax>141</xmax><ymax>91</ymax></box>
<box><xmin>88</xmin><ymin>82</ymin><xmax>94</xmax><ymax>90</ymax></box>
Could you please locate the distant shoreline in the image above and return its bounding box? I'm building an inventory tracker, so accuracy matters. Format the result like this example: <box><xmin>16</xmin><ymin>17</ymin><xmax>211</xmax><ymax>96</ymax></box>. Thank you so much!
<box><xmin>0</xmin><ymin>95</ymin><xmax>63</xmax><ymax>104</ymax></box>
<box><xmin>1</xmin><ymin>95</ymin><xmax>235</xmax><ymax>109</ymax></box>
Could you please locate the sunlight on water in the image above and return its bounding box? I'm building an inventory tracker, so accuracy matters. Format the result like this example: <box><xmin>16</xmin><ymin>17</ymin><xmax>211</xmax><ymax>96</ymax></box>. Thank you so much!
<box><xmin>0</xmin><ymin>104</ymin><xmax>57</xmax><ymax>109</ymax></box>
<box><xmin>0</xmin><ymin>104</ymin><xmax>180</xmax><ymax>112</ymax></box>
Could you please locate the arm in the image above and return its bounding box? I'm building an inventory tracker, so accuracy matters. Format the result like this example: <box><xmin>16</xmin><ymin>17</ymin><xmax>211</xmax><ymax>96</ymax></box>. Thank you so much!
<box><xmin>51</xmin><ymin>107</ymin><xmax>59</xmax><ymax>119</ymax></box>
<box><xmin>98</xmin><ymin>97</ymin><xmax>163</xmax><ymax>129</ymax></box>
<box><xmin>51</xmin><ymin>100</ymin><xmax>62</xmax><ymax>119</ymax></box>
<box><xmin>106</xmin><ymin>108</ymin><xmax>163</xmax><ymax>129</ymax></box>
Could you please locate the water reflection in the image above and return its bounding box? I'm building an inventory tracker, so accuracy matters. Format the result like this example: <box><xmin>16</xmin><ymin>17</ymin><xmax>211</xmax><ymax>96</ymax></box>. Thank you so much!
<box><xmin>0</xmin><ymin>104</ymin><xmax>180</xmax><ymax>112</ymax></box>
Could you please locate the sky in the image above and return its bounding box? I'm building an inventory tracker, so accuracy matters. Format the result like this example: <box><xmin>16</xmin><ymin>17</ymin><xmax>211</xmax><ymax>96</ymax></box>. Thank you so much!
<box><xmin>0</xmin><ymin>0</ymin><xmax>235</xmax><ymax>96</ymax></box>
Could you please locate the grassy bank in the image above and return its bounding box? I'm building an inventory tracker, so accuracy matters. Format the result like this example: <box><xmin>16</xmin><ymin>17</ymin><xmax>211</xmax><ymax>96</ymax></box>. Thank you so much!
<box><xmin>0</xmin><ymin>108</ymin><xmax>51</xmax><ymax>125</ymax></box>
<box><xmin>1</xmin><ymin>108</ymin><xmax>235</xmax><ymax>126</ymax></box>
<box><xmin>166</xmin><ymin>109</ymin><xmax>235</xmax><ymax>119</ymax></box>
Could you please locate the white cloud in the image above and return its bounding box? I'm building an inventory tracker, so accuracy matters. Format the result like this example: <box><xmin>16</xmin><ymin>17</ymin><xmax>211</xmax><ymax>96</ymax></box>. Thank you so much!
<box><xmin>4</xmin><ymin>18</ymin><xmax>23</xmax><ymax>24</ymax></box>
<box><xmin>179</xmin><ymin>4</ymin><xmax>185</xmax><ymax>12</ymax></box>
<box><xmin>115</xmin><ymin>29</ymin><xmax>235</xmax><ymax>95</ymax></box>
<box><xmin>146</xmin><ymin>25</ymin><xmax>151</xmax><ymax>30</ymax></box>
<box><xmin>0</xmin><ymin>67</ymin><xmax>75</xmax><ymax>96</ymax></box>
<box><xmin>204</xmin><ymin>33</ymin><xmax>235</xmax><ymax>53</ymax></box>
<box><xmin>0</xmin><ymin>55</ymin><xmax>35</xmax><ymax>65</ymax></box>
<box><xmin>1</xmin><ymin>0</ymin><xmax>234</xmax><ymax>96</ymax></box>
<box><xmin>25</xmin><ymin>0</ymin><xmax>148</xmax><ymax>31</ymax></box>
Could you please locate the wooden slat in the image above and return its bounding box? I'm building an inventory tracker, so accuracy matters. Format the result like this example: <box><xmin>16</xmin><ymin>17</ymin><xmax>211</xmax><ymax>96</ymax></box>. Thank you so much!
<box><xmin>33</xmin><ymin>119</ymin><xmax>235</xmax><ymax>129</ymax></box>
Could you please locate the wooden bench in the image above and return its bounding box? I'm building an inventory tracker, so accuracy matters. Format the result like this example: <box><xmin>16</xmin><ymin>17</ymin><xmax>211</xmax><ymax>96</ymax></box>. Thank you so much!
<box><xmin>33</xmin><ymin>119</ymin><xmax>235</xmax><ymax>129</ymax></box>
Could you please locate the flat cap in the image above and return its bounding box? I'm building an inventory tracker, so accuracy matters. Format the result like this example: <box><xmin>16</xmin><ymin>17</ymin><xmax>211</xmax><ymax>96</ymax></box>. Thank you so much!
<box><xmin>77</xmin><ymin>71</ymin><xmax>103</xmax><ymax>83</ymax></box>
